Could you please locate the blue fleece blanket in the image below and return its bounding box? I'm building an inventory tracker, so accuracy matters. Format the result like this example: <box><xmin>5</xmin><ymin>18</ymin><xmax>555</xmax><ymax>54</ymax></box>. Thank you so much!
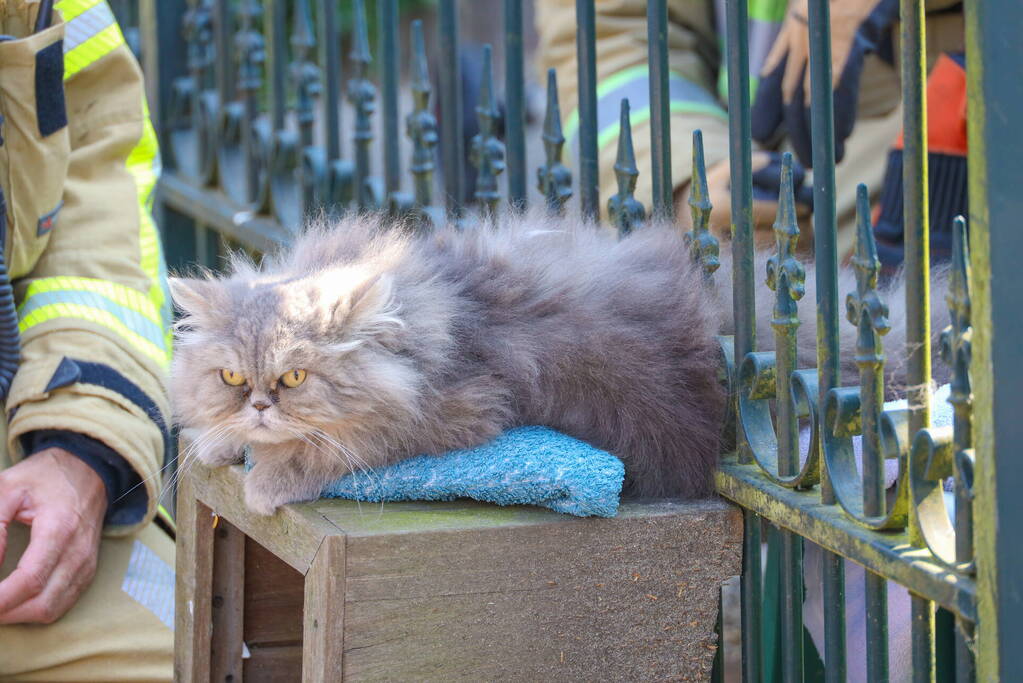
<box><xmin>318</xmin><ymin>426</ymin><xmax>626</xmax><ymax>518</ymax></box>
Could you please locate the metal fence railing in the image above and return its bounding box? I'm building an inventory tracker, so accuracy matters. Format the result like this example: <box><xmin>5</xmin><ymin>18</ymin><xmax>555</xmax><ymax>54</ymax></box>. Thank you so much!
<box><xmin>125</xmin><ymin>1</ymin><xmax>1023</xmax><ymax>679</ymax></box>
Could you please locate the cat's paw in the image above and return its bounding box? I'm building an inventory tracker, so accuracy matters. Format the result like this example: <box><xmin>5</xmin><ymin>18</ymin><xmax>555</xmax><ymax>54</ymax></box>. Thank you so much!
<box><xmin>244</xmin><ymin>488</ymin><xmax>283</xmax><ymax>516</ymax></box>
<box><xmin>243</xmin><ymin>474</ymin><xmax>287</xmax><ymax>516</ymax></box>
<box><xmin>243</xmin><ymin>468</ymin><xmax>316</xmax><ymax>516</ymax></box>
<box><xmin>197</xmin><ymin>443</ymin><xmax>245</xmax><ymax>468</ymax></box>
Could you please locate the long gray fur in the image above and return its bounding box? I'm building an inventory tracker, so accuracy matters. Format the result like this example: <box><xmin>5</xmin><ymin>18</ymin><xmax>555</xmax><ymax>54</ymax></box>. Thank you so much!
<box><xmin>170</xmin><ymin>211</ymin><xmax>949</xmax><ymax>515</ymax></box>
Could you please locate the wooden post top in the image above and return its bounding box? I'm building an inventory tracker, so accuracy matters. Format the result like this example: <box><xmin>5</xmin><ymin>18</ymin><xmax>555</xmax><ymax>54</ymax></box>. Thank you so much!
<box><xmin>187</xmin><ymin>463</ymin><xmax>742</xmax><ymax>575</ymax></box>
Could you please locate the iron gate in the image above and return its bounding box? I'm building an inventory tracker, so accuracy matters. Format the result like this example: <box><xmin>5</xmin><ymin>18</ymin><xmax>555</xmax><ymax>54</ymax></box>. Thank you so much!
<box><xmin>126</xmin><ymin>0</ymin><xmax>1023</xmax><ymax>679</ymax></box>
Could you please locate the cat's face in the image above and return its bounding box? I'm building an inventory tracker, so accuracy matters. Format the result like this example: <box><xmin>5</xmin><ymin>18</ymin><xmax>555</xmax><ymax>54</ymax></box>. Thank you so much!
<box><xmin>169</xmin><ymin>266</ymin><xmax>417</xmax><ymax>452</ymax></box>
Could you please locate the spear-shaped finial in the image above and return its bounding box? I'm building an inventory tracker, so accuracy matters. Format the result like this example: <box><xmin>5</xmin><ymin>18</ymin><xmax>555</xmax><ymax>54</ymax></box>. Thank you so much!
<box><xmin>350</xmin><ymin>0</ymin><xmax>371</xmax><ymax>70</ymax></box>
<box><xmin>291</xmin><ymin>0</ymin><xmax>315</xmax><ymax>54</ymax></box>
<box><xmin>607</xmin><ymin>98</ymin><xmax>645</xmax><ymax>235</ymax></box>
<box><xmin>468</xmin><ymin>44</ymin><xmax>506</xmax><ymax>217</ymax></box>
<box><xmin>234</xmin><ymin>0</ymin><xmax>265</xmax><ymax>93</ymax></box>
<box><xmin>183</xmin><ymin>0</ymin><xmax>214</xmax><ymax>74</ymax></box>
<box><xmin>291</xmin><ymin>0</ymin><xmax>321</xmax><ymax>132</ymax></box>
<box><xmin>766</xmin><ymin>152</ymin><xmax>806</xmax><ymax>314</ymax></box>
<box><xmin>410</xmin><ymin>19</ymin><xmax>431</xmax><ymax>98</ymax></box>
<box><xmin>941</xmin><ymin>216</ymin><xmax>973</xmax><ymax>424</ymax></box>
<box><xmin>406</xmin><ymin>19</ymin><xmax>438</xmax><ymax>209</ymax></box>
<box><xmin>347</xmin><ymin>0</ymin><xmax>377</xmax><ymax>209</ymax></box>
<box><xmin>846</xmin><ymin>183</ymin><xmax>890</xmax><ymax>361</ymax></box>
<box><xmin>847</xmin><ymin>183</ymin><xmax>891</xmax><ymax>518</ymax></box>
<box><xmin>941</xmin><ymin>215</ymin><xmax>974</xmax><ymax>573</ymax></box>
<box><xmin>536</xmin><ymin>68</ymin><xmax>572</xmax><ymax>214</ymax></box>
<box><xmin>684</xmin><ymin>129</ymin><xmax>720</xmax><ymax>276</ymax></box>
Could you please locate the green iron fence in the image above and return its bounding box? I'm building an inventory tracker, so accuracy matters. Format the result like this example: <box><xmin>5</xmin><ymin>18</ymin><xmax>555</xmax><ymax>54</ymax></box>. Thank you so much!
<box><xmin>126</xmin><ymin>0</ymin><xmax>1023</xmax><ymax>679</ymax></box>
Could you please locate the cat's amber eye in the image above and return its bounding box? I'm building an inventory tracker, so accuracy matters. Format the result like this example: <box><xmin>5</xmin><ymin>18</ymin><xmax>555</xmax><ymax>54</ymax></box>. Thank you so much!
<box><xmin>280</xmin><ymin>369</ymin><xmax>307</xmax><ymax>388</ymax></box>
<box><xmin>220</xmin><ymin>369</ymin><xmax>246</xmax><ymax>386</ymax></box>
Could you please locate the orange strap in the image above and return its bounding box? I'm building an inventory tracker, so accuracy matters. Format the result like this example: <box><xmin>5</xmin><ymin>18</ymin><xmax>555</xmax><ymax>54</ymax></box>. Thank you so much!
<box><xmin>893</xmin><ymin>54</ymin><xmax>967</xmax><ymax>155</ymax></box>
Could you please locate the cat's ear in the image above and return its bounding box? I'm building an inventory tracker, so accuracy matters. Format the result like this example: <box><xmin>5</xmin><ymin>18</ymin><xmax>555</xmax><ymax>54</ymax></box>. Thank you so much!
<box><xmin>331</xmin><ymin>273</ymin><xmax>404</xmax><ymax>342</ymax></box>
<box><xmin>169</xmin><ymin>277</ymin><xmax>219</xmax><ymax>320</ymax></box>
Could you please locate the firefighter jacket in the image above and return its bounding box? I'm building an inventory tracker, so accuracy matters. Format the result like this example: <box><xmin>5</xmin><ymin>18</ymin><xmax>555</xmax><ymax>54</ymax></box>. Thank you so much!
<box><xmin>0</xmin><ymin>0</ymin><xmax>171</xmax><ymax>535</ymax></box>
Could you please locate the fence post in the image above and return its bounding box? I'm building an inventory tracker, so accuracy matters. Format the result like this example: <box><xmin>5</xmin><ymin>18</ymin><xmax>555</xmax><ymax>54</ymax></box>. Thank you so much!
<box><xmin>965</xmin><ymin>1</ymin><xmax>1023</xmax><ymax>680</ymax></box>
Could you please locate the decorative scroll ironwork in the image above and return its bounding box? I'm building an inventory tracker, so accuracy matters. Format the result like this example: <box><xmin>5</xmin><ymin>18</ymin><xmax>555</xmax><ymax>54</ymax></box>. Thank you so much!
<box><xmin>735</xmin><ymin>154</ymin><xmax>819</xmax><ymax>489</ymax></box>
<box><xmin>468</xmin><ymin>44</ymin><xmax>505</xmax><ymax>218</ymax></box>
<box><xmin>607</xmin><ymin>98</ymin><xmax>645</xmax><ymax>236</ymax></box>
<box><xmin>910</xmin><ymin>215</ymin><xmax>975</xmax><ymax>572</ymax></box>
<box><xmin>536</xmin><ymin>68</ymin><xmax>572</xmax><ymax>215</ymax></box>
<box><xmin>819</xmin><ymin>186</ymin><xmax>910</xmax><ymax>530</ymax></box>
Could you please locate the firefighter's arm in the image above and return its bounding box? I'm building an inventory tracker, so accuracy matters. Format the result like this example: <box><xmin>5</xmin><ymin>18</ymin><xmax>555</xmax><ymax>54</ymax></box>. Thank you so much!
<box><xmin>6</xmin><ymin>4</ymin><xmax>170</xmax><ymax>536</ymax></box>
<box><xmin>534</xmin><ymin>0</ymin><xmax>728</xmax><ymax>219</ymax></box>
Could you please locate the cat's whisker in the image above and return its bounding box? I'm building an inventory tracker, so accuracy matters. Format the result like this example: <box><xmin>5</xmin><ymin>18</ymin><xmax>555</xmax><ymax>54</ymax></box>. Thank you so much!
<box><xmin>313</xmin><ymin>433</ymin><xmax>388</xmax><ymax>518</ymax></box>
<box><xmin>310</xmin><ymin>430</ymin><xmax>377</xmax><ymax>482</ymax></box>
<box><xmin>283</xmin><ymin>429</ymin><xmax>375</xmax><ymax>517</ymax></box>
<box><xmin>115</xmin><ymin>423</ymin><xmax>235</xmax><ymax>507</ymax></box>
<box><xmin>301</xmin><ymin>429</ymin><xmax>377</xmax><ymax>483</ymax></box>
<box><xmin>160</xmin><ymin>425</ymin><xmax>234</xmax><ymax>498</ymax></box>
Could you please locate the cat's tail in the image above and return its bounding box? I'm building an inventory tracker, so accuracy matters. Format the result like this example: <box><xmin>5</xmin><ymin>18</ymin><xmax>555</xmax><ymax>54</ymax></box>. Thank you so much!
<box><xmin>709</xmin><ymin>249</ymin><xmax>951</xmax><ymax>399</ymax></box>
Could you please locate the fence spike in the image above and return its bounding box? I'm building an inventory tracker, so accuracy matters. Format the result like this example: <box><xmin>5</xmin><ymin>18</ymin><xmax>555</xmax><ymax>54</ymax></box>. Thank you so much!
<box><xmin>847</xmin><ymin>183</ymin><xmax>890</xmax><ymax>532</ymax></box>
<box><xmin>765</xmin><ymin>153</ymin><xmax>805</xmax><ymax>486</ymax></box>
<box><xmin>766</xmin><ymin>153</ymin><xmax>806</xmax><ymax>307</ymax></box>
<box><xmin>406</xmin><ymin>20</ymin><xmax>438</xmax><ymax>211</ymax></box>
<box><xmin>684</xmin><ymin>129</ymin><xmax>720</xmax><ymax>276</ymax></box>
<box><xmin>183</xmin><ymin>0</ymin><xmax>215</xmax><ymax>77</ymax></box>
<box><xmin>944</xmin><ymin>217</ymin><xmax>971</xmax><ymax>364</ymax></box>
<box><xmin>536</xmin><ymin>68</ymin><xmax>572</xmax><ymax>214</ymax></box>
<box><xmin>504</xmin><ymin>0</ymin><xmax>527</xmax><ymax>210</ymax></box>
<box><xmin>437</xmin><ymin>0</ymin><xmax>465</xmax><ymax>216</ymax></box>
<box><xmin>469</xmin><ymin>45</ymin><xmax>505</xmax><ymax>218</ymax></box>
<box><xmin>607</xmin><ymin>98</ymin><xmax>645</xmax><ymax>236</ymax></box>
<box><xmin>291</xmin><ymin>0</ymin><xmax>320</xmax><ymax>137</ymax></box>
<box><xmin>849</xmin><ymin>184</ymin><xmax>891</xmax><ymax>678</ymax></box>
<box><xmin>234</xmin><ymin>0</ymin><xmax>265</xmax><ymax>205</ymax></box>
<box><xmin>348</xmin><ymin>0</ymin><xmax>377</xmax><ymax>209</ymax></box>
<box><xmin>234</xmin><ymin>1</ymin><xmax>264</xmax><ymax>93</ymax></box>
<box><xmin>941</xmin><ymin>216</ymin><xmax>975</xmax><ymax>579</ymax></box>
<box><xmin>848</xmin><ymin>185</ymin><xmax>889</xmax><ymax>338</ymax></box>
<box><xmin>378</xmin><ymin>0</ymin><xmax>403</xmax><ymax>205</ymax></box>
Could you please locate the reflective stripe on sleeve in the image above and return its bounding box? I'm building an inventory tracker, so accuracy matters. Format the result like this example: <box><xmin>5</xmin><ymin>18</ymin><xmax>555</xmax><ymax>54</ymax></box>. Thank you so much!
<box><xmin>563</xmin><ymin>65</ymin><xmax>726</xmax><ymax>153</ymax></box>
<box><xmin>54</xmin><ymin>0</ymin><xmax>173</xmax><ymax>353</ymax></box>
<box><xmin>19</xmin><ymin>277</ymin><xmax>170</xmax><ymax>367</ymax></box>
<box><xmin>62</xmin><ymin>1</ymin><xmax>116</xmax><ymax>52</ymax></box>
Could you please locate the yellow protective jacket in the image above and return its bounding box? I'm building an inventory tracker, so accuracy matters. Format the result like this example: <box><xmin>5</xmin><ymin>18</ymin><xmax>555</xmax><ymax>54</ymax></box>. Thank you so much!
<box><xmin>0</xmin><ymin>0</ymin><xmax>170</xmax><ymax>535</ymax></box>
<box><xmin>535</xmin><ymin>0</ymin><xmax>964</xmax><ymax>254</ymax></box>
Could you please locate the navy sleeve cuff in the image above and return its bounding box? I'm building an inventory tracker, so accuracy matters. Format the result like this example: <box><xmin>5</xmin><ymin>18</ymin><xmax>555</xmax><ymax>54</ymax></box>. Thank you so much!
<box><xmin>22</xmin><ymin>429</ymin><xmax>147</xmax><ymax>526</ymax></box>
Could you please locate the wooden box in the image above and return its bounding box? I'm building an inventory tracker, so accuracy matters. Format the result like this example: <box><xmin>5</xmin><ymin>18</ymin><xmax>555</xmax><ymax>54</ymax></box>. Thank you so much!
<box><xmin>175</xmin><ymin>463</ymin><xmax>741</xmax><ymax>682</ymax></box>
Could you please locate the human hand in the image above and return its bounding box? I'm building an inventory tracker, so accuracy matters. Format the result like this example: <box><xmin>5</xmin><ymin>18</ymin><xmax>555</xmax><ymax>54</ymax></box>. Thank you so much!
<box><xmin>0</xmin><ymin>448</ymin><xmax>107</xmax><ymax>624</ymax></box>
<box><xmin>751</xmin><ymin>0</ymin><xmax>900</xmax><ymax>167</ymax></box>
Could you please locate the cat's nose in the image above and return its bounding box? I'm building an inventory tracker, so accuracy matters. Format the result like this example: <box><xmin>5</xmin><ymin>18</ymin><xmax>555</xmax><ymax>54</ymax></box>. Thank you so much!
<box><xmin>251</xmin><ymin>399</ymin><xmax>271</xmax><ymax>412</ymax></box>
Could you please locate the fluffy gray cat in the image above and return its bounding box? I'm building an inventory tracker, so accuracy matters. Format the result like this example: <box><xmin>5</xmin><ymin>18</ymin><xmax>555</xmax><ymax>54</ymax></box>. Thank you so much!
<box><xmin>170</xmin><ymin>212</ymin><xmax>947</xmax><ymax>515</ymax></box>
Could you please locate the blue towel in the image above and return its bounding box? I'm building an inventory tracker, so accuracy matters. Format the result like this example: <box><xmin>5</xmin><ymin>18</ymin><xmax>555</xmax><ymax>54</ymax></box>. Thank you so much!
<box><xmin>319</xmin><ymin>426</ymin><xmax>626</xmax><ymax>518</ymax></box>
